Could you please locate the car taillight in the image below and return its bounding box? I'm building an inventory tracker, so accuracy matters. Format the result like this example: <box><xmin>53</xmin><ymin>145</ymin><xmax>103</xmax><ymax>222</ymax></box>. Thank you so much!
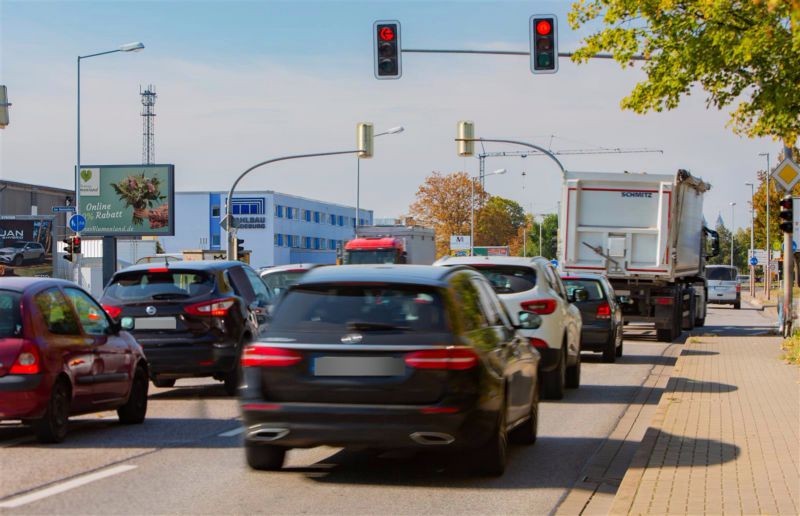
<box><xmin>241</xmin><ymin>345</ymin><xmax>302</xmax><ymax>367</ymax></box>
<box><xmin>596</xmin><ymin>301</ymin><xmax>612</xmax><ymax>319</ymax></box>
<box><xmin>10</xmin><ymin>341</ymin><xmax>41</xmax><ymax>375</ymax></box>
<box><xmin>528</xmin><ymin>338</ymin><xmax>549</xmax><ymax>349</ymax></box>
<box><xmin>654</xmin><ymin>297</ymin><xmax>673</xmax><ymax>305</ymax></box>
<box><xmin>102</xmin><ymin>304</ymin><xmax>123</xmax><ymax>319</ymax></box>
<box><xmin>404</xmin><ymin>347</ymin><xmax>478</xmax><ymax>370</ymax></box>
<box><xmin>520</xmin><ymin>298</ymin><xmax>557</xmax><ymax>315</ymax></box>
<box><xmin>185</xmin><ymin>298</ymin><xmax>236</xmax><ymax>317</ymax></box>
<box><xmin>736</xmin><ymin>283</ymin><xmax>741</xmax><ymax>293</ymax></box>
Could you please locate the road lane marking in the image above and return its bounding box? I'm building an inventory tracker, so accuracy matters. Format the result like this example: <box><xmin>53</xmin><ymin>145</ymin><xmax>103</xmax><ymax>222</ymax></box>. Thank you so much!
<box><xmin>218</xmin><ymin>426</ymin><xmax>244</xmax><ymax>437</ymax></box>
<box><xmin>0</xmin><ymin>465</ymin><xmax>137</xmax><ymax>508</ymax></box>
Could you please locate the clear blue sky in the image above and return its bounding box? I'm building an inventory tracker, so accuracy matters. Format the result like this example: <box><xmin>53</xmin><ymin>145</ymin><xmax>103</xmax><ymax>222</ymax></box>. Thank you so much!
<box><xmin>0</xmin><ymin>0</ymin><xmax>781</xmax><ymax>231</ymax></box>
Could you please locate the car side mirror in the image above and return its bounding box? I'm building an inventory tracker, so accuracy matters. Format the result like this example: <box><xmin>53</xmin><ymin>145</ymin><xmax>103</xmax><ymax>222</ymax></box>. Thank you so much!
<box><xmin>517</xmin><ymin>311</ymin><xmax>542</xmax><ymax>330</ymax></box>
<box><xmin>107</xmin><ymin>319</ymin><xmax>122</xmax><ymax>335</ymax></box>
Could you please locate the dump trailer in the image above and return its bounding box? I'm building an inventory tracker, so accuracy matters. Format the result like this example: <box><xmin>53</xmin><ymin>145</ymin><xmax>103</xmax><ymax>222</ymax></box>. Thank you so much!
<box><xmin>559</xmin><ymin>169</ymin><xmax>718</xmax><ymax>342</ymax></box>
<box><xmin>343</xmin><ymin>225</ymin><xmax>436</xmax><ymax>265</ymax></box>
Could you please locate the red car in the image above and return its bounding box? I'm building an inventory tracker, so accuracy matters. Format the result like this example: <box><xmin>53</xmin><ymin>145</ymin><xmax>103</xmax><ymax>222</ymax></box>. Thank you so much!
<box><xmin>0</xmin><ymin>278</ymin><xmax>149</xmax><ymax>442</ymax></box>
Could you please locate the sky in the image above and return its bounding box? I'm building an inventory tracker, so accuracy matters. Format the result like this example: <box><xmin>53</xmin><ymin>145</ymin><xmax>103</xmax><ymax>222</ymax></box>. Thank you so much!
<box><xmin>0</xmin><ymin>0</ymin><xmax>786</xmax><ymax>231</ymax></box>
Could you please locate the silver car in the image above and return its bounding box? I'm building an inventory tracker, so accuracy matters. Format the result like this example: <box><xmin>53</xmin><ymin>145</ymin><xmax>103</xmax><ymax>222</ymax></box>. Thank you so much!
<box><xmin>706</xmin><ymin>265</ymin><xmax>740</xmax><ymax>309</ymax></box>
<box><xmin>0</xmin><ymin>241</ymin><xmax>45</xmax><ymax>265</ymax></box>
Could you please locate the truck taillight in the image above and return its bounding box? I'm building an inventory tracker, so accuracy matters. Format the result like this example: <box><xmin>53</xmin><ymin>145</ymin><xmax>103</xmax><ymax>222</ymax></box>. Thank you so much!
<box><xmin>520</xmin><ymin>298</ymin><xmax>557</xmax><ymax>315</ymax></box>
<box><xmin>736</xmin><ymin>283</ymin><xmax>741</xmax><ymax>293</ymax></box>
<box><xmin>596</xmin><ymin>301</ymin><xmax>612</xmax><ymax>319</ymax></box>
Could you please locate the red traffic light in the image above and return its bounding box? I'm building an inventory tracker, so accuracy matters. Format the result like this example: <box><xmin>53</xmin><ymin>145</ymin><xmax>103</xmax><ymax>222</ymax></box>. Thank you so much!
<box><xmin>72</xmin><ymin>237</ymin><xmax>81</xmax><ymax>246</ymax></box>
<box><xmin>536</xmin><ymin>19</ymin><xmax>552</xmax><ymax>36</ymax></box>
<box><xmin>780</xmin><ymin>196</ymin><xmax>793</xmax><ymax>210</ymax></box>
<box><xmin>378</xmin><ymin>26</ymin><xmax>395</xmax><ymax>41</ymax></box>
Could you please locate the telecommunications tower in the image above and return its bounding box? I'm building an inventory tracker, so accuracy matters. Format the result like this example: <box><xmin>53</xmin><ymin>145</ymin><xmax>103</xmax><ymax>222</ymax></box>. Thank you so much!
<box><xmin>140</xmin><ymin>85</ymin><xmax>157</xmax><ymax>164</ymax></box>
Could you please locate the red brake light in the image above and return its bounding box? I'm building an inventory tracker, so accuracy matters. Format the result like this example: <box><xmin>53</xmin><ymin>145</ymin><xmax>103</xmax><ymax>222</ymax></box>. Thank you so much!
<box><xmin>736</xmin><ymin>283</ymin><xmax>741</xmax><ymax>293</ymax></box>
<box><xmin>404</xmin><ymin>347</ymin><xmax>478</xmax><ymax>370</ymax></box>
<box><xmin>102</xmin><ymin>304</ymin><xmax>123</xmax><ymax>319</ymax></box>
<box><xmin>596</xmin><ymin>301</ymin><xmax>611</xmax><ymax>319</ymax></box>
<box><xmin>185</xmin><ymin>298</ymin><xmax>236</xmax><ymax>317</ymax></box>
<box><xmin>10</xmin><ymin>341</ymin><xmax>41</xmax><ymax>375</ymax></box>
<box><xmin>520</xmin><ymin>298</ymin><xmax>557</xmax><ymax>315</ymax></box>
<box><xmin>654</xmin><ymin>297</ymin><xmax>673</xmax><ymax>305</ymax></box>
<box><xmin>241</xmin><ymin>345</ymin><xmax>302</xmax><ymax>368</ymax></box>
<box><xmin>148</xmin><ymin>267</ymin><xmax>169</xmax><ymax>273</ymax></box>
<box><xmin>528</xmin><ymin>338</ymin><xmax>549</xmax><ymax>350</ymax></box>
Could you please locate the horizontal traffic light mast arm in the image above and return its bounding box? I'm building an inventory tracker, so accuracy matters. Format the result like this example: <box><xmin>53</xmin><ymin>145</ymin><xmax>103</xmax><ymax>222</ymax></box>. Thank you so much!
<box><xmin>402</xmin><ymin>49</ymin><xmax>646</xmax><ymax>60</ymax></box>
<box><xmin>456</xmin><ymin>137</ymin><xmax>566</xmax><ymax>177</ymax></box>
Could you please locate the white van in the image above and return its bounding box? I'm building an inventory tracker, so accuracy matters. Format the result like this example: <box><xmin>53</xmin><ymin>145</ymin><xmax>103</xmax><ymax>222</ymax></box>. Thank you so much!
<box><xmin>706</xmin><ymin>265</ymin><xmax>740</xmax><ymax>309</ymax></box>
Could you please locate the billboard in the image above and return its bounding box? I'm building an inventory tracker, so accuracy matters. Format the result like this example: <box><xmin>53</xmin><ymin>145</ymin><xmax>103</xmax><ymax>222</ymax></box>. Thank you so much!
<box><xmin>78</xmin><ymin>164</ymin><xmax>175</xmax><ymax>236</ymax></box>
<box><xmin>0</xmin><ymin>216</ymin><xmax>55</xmax><ymax>277</ymax></box>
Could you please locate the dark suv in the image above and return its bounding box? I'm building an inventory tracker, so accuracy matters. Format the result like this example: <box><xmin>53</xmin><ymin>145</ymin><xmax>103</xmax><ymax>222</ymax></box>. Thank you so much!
<box><xmin>100</xmin><ymin>260</ymin><xmax>273</xmax><ymax>394</ymax></box>
<box><xmin>240</xmin><ymin>264</ymin><xmax>542</xmax><ymax>476</ymax></box>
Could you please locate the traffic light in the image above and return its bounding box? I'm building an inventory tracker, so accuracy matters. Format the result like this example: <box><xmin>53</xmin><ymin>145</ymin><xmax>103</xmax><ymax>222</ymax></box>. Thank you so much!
<box><xmin>457</xmin><ymin>120</ymin><xmax>475</xmax><ymax>157</ymax></box>
<box><xmin>62</xmin><ymin>236</ymin><xmax>80</xmax><ymax>262</ymax></box>
<box><xmin>72</xmin><ymin>236</ymin><xmax>81</xmax><ymax>255</ymax></box>
<box><xmin>779</xmin><ymin>195</ymin><xmax>794</xmax><ymax>233</ymax></box>
<box><xmin>357</xmin><ymin>122</ymin><xmax>374</xmax><ymax>158</ymax></box>
<box><xmin>374</xmin><ymin>20</ymin><xmax>401</xmax><ymax>79</ymax></box>
<box><xmin>530</xmin><ymin>15</ymin><xmax>558</xmax><ymax>74</ymax></box>
<box><xmin>236</xmin><ymin>238</ymin><xmax>245</xmax><ymax>256</ymax></box>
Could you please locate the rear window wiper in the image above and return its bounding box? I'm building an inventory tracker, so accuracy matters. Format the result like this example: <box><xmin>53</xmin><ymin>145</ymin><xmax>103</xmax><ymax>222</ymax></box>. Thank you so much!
<box><xmin>150</xmin><ymin>293</ymin><xmax>190</xmax><ymax>300</ymax></box>
<box><xmin>347</xmin><ymin>321</ymin><xmax>410</xmax><ymax>332</ymax></box>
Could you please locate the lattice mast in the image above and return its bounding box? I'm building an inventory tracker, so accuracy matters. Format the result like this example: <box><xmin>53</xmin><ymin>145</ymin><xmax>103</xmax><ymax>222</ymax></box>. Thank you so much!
<box><xmin>140</xmin><ymin>85</ymin><xmax>157</xmax><ymax>164</ymax></box>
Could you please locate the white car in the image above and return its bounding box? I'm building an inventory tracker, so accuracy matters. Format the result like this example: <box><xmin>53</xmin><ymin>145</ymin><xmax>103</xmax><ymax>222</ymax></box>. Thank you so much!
<box><xmin>434</xmin><ymin>255</ymin><xmax>582</xmax><ymax>399</ymax></box>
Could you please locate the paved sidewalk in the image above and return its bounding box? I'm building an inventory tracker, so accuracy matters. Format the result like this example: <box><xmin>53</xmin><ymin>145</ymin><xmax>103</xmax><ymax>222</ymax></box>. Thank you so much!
<box><xmin>610</xmin><ymin>334</ymin><xmax>799</xmax><ymax>515</ymax></box>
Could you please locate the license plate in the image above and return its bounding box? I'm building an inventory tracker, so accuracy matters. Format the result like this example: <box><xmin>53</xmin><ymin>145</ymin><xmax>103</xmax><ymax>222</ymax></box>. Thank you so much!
<box><xmin>313</xmin><ymin>356</ymin><xmax>405</xmax><ymax>377</ymax></box>
<box><xmin>134</xmin><ymin>317</ymin><xmax>177</xmax><ymax>330</ymax></box>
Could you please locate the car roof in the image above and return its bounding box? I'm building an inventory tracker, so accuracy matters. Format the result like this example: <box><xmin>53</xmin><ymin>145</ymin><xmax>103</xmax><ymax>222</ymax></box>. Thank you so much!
<box><xmin>114</xmin><ymin>260</ymin><xmax>246</xmax><ymax>275</ymax></box>
<box><xmin>295</xmin><ymin>264</ymin><xmax>472</xmax><ymax>287</ymax></box>
<box><xmin>434</xmin><ymin>255</ymin><xmax>545</xmax><ymax>267</ymax></box>
<box><xmin>0</xmin><ymin>277</ymin><xmax>78</xmax><ymax>292</ymax></box>
<box><xmin>259</xmin><ymin>263</ymin><xmax>324</xmax><ymax>275</ymax></box>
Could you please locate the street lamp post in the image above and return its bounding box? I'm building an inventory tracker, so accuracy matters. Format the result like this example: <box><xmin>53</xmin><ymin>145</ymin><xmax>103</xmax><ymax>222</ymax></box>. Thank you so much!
<box><xmin>730</xmin><ymin>202</ymin><xmax>736</xmax><ymax>268</ymax></box>
<box><xmin>471</xmin><ymin>168</ymin><xmax>506</xmax><ymax>256</ymax></box>
<box><xmin>356</xmin><ymin>126</ymin><xmax>403</xmax><ymax>232</ymax></box>
<box><xmin>746</xmin><ymin>182</ymin><xmax>755</xmax><ymax>295</ymax></box>
<box><xmin>76</xmin><ymin>42</ymin><xmax>144</xmax><ymax>285</ymax></box>
<box><xmin>760</xmin><ymin>152</ymin><xmax>771</xmax><ymax>298</ymax></box>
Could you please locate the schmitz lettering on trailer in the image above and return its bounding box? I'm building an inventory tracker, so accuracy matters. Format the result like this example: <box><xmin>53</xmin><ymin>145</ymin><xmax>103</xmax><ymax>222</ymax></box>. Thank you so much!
<box><xmin>620</xmin><ymin>191</ymin><xmax>653</xmax><ymax>198</ymax></box>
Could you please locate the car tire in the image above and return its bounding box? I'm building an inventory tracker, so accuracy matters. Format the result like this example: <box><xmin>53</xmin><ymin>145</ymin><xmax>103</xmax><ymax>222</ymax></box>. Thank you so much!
<box><xmin>152</xmin><ymin>377</ymin><xmax>176</xmax><ymax>388</ymax></box>
<box><xmin>12</xmin><ymin>254</ymin><xmax>23</xmax><ymax>266</ymax></box>
<box><xmin>615</xmin><ymin>329</ymin><xmax>624</xmax><ymax>358</ymax></box>
<box><xmin>474</xmin><ymin>405</ymin><xmax>508</xmax><ymax>476</ymax></box>
<box><xmin>245</xmin><ymin>442</ymin><xmax>286</xmax><ymax>471</ymax></box>
<box><xmin>223</xmin><ymin>362</ymin><xmax>241</xmax><ymax>396</ymax></box>
<box><xmin>566</xmin><ymin>349</ymin><xmax>580</xmax><ymax>389</ymax></box>
<box><xmin>542</xmin><ymin>345</ymin><xmax>566</xmax><ymax>400</ymax></box>
<box><xmin>32</xmin><ymin>378</ymin><xmax>70</xmax><ymax>443</ymax></box>
<box><xmin>118</xmin><ymin>366</ymin><xmax>148</xmax><ymax>424</ymax></box>
<box><xmin>509</xmin><ymin>383</ymin><xmax>538</xmax><ymax>445</ymax></box>
<box><xmin>733</xmin><ymin>301</ymin><xmax>741</xmax><ymax>310</ymax></box>
<box><xmin>602</xmin><ymin>332</ymin><xmax>616</xmax><ymax>363</ymax></box>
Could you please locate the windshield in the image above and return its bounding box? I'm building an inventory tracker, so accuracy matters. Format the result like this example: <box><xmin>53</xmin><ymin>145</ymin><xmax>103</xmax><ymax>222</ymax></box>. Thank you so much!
<box><xmin>9</xmin><ymin>242</ymin><xmax>26</xmax><ymax>249</ymax></box>
<box><xmin>344</xmin><ymin>250</ymin><xmax>399</xmax><ymax>264</ymax></box>
<box><xmin>0</xmin><ymin>290</ymin><xmax>22</xmax><ymax>337</ymax></box>
<box><xmin>706</xmin><ymin>267</ymin><xmax>737</xmax><ymax>281</ymax></box>
<box><xmin>268</xmin><ymin>284</ymin><xmax>448</xmax><ymax>334</ymax></box>
<box><xmin>261</xmin><ymin>270</ymin><xmax>308</xmax><ymax>297</ymax></box>
<box><xmin>104</xmin><ymin>270</ymin><xmax>215</xmax><ymax>300</ymax></box>
<box><xmin>562</xmin><ymin>279</ymin><xmax>605</xmax><ymax>301</ymax></box>
<box><xmin>471</xmin><ymin>265</ymin><xmax>536</xmax><ymax>294</ymax></box>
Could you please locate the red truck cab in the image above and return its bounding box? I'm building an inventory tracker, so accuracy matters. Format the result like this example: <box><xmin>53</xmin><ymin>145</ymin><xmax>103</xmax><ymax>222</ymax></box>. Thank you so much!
<box><xmin>343</xmin><ymin>237</ymin><xmax>407</xmax><ymax>264</ymax></box>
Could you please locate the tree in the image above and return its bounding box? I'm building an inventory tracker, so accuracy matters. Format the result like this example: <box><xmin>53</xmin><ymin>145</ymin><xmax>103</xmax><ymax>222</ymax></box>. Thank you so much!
<box><xmin>751</xmin><ymin>147</ymin><xmax>800</xmax><ymax>252</ymax></box>
<box><xmin>708</xmin><ymin>221</ymin><xmax>733</xmax><ymax>267</ymax></box>
<box><xmin>475</xmin><ymin>196</ymin><xmax>526</xmax><ymax>247</ymax></box>
<box><xmin>408</xmin><ymin>171</ymin><xmax>486</xmax><ymax>257</ymax></box>
<box><xmin>514</xmin><ymin>213</ymin><xmax>559</xmax><ymax>259</ymax></box>
<box><xmin>568</xmin><ymin>1</ymin><xmax>800</xmax><ymax>144</ymax></box>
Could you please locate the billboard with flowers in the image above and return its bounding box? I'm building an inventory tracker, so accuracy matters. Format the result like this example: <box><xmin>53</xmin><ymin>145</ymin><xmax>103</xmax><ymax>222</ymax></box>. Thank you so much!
<box><xmin>78</xmin><ymin>164</ymin><xmax>174</xmax><ymax>236</ymax></box>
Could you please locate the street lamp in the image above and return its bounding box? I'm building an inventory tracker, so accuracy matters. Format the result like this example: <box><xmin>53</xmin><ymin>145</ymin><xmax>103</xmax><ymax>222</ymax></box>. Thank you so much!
<box><xmin>471</xmin><ymin>168</ymin><xmax>506</xmax><ymax>256</ymax></box>
<box><xmin>356</xmin><ymin>126</ymin><xmax>403</xmax><ymax>231</ymax></box>
<box><xmin>730</xmin><ymin>202</ymin><xmax>736</xmax><ymax>268</ymax></box>
<box><xmin>746</xmin><ymin>182</ymin><xmax>755</xmax><ymax>295</ymax></box>
<box><xmin>759</xmin><ymin>152</ymin><xmax>772</xmax><ymax>298</ymax></box>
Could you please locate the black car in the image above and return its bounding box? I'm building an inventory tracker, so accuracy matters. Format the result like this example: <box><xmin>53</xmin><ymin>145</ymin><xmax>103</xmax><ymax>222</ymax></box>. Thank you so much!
<box><xmin>240</xmin><ymin>264</ymin><xmax>542</xmax><ymax>476</ymax></box>
<box><xmin>561</xmin><ymin>273</ymin><xmax>623</xmax><ymax>363</ymax></box>
<box><xmin>100</xmin><ymin>260</ymin><xmax>273</xmax><ymax>394</ymax></box>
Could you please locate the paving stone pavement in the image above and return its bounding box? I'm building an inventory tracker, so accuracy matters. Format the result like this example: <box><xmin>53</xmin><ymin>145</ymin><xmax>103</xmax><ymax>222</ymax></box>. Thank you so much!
<box><xmin>610</xmin><ymin>335</ymin><xmax>799</xmax><ymax>515</ymax></box>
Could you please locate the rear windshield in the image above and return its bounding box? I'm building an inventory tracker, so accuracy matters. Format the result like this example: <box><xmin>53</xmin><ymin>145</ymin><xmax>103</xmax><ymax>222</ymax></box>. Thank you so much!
<box><xmin>261</xmin><ymin>271</ymin><xmax>308</xmax><ymax>297</ymax></box>
<box><xmin>562</xmin><ymin>279</ymin><xmax>605</xmax><ymax>301</ymax></box>
<box><xmin>706</xmin><ymin>267</ymin><xmax>737</xmax><ymax>281</ymax></box>
<box><xmin>105</xmin><ymin>270</ymin><xmax>215</xmax><ymax>301</ymax></box>
<box><xmin>269</xmin><ymin>284</ymin><xmax>448</xmax><ymax>333</ymax></box>
<box><xmin>471</xmin><ymin>265</ymin><xmax>536</xmax><ymax>294</ymax></box>
<box><xmin>0</xmin><ymin>290</ymin><xmax>22</xmax><ymax>337</ymax></box>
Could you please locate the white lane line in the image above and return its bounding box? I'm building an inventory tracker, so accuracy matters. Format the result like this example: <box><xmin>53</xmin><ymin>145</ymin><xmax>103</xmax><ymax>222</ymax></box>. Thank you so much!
<box><xmin>0</xmin><ymin>465</ymin><xmax>137</xmax><ymax>509</ymax></box>
<box><xmin>218</xmin><ymin>426</ymin><xmax>244</xmax><ymax>437</ymax></box>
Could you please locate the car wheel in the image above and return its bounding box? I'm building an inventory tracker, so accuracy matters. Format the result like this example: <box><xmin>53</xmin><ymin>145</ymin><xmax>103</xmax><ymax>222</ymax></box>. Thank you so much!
<box><xmin>542</xmin><ymin>345</ymin><xmax>566</xmax><ymax>400</ymax></box>
<box><xmin>223</xmin><ymin>362</ymin><xmax>241</xmax><ymax>396</ymax></box>
<box><xmin>733</xmin><ymin>301</ymin><xmax>741</xmax><ymax>310</ymax></box>
<box><xmin>566</xmin><ymin>349</ymin><xmax>581</xmax><ymax>389</ymax></box>
<box><xmin>118</xmin><ymin>366</ymin><xmax>148</xmax><ymax>424</ymax></box>
<box><xmin>474</xmin><ymin>405</ymin><xmax>508</xmax><ymax>476</ymax></box>
<box><xmin>615</xmin><ymin>329</ymin><xmax>624</xmax><ymax>357</ymax></box>
<box><xmin>12</xmin><ymin>254</ymin><xmax>23</xmax><ymax>266</ymax></box>
<box><xmin>602</xmin><ymin>331</ymin><xmax>616</xmax><ymax>363</ymax></box>
<box><xmin>245</xmin><ymin>442</ymin><xmax>286</xmax><ymax>471</ymax></box>
<box><xmin>509</xmin><ymin>383</ymin><xmax>538</xmax><ymax>445</ymax></box>
<box><xmin>152</xmin><ymin>377</ymin><xmax>176</xmax><ymax>388</ymax></box>
<box><xmin>32</xmin><ymin>378</ymin><xmax>70</xmax><ymax>443</ymax></box>
<box><xmin>695</xmin><ymin>317</ymin><xmax>705</xmax><ymax>327</ymax></box>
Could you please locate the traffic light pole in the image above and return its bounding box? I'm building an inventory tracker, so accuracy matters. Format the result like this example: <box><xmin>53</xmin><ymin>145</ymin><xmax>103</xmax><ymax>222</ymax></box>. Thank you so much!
<box><xmin>456</xmin><ymin>137</ymin><xmax>566</xmax><ymax>178</ymax></box>
<box><xmin>783</xmin><ymin>146</ymin><xmax>795</xmax><ymax>337</ymax></box>
<box><xmin>401</xmin><ymin>49</ymin><xmax>646</xmax><ymax>61</ymax></box>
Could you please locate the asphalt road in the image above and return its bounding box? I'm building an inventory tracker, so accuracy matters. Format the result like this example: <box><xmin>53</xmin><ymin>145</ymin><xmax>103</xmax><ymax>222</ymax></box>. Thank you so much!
<box><xmin>0</xmin><ymin>303</ymin><xmax>773</xmax><ymax>515</ymax></box>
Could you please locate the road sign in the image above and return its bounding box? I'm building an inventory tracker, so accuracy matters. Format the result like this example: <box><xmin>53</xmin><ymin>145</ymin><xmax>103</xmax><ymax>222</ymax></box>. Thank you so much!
<box><xmin>750</xmin><ymin>256</ymin><xmax>758</xmax><ymax>266</ymax></box>
<box><xmin>771</xmin><ymin>157</ymin><xmax>800</xmax><ymax>192</ymax></box>
<box><xmin>550</xmin><ymin>258</ymin><xmax>558</xmax><ymax>268</ymax></box>
<box><xmin>52</xmin><ymin>206</ymin><xmax>75</xmax><ymax>213</ymax></box>
<box><xmin>450</xmin><ymin>235</ymin><xmax>471</xmax><ymax>250</ymax></box>
<box><xmin>219</xmin><ymin>214</ymin><xmax>239</xmax><ymax>231</ymax></box>
<box><xmin>68</xmin><ymin>214</ymin><xmax>86</xmax><ymax>232</ymax></box>
<box><xmin>748</xmin><ymin>249</ymin><xmax>769</xmax><ymax>265</ymax></box>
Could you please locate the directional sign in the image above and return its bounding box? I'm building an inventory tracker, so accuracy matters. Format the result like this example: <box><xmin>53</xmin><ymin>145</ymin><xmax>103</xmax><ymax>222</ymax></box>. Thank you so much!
<box><xmin>219</xmin><ymin>214</ymin><xmax>239</xmax><ymax>232</ymax></box>
<box><xmin>550</xmin><ymin>258</ymin><xmax>558</xmax><ymax>268</ymax></box>
<box><xmin>68</xmin><ymin>214</ymin><xmax>86</xmax><ymax>232</ymax></box>
<box><xmin>450</xmin><ymin>235</ymin><xmax>471</xmax><ymax>250</ymax></box>
<box><xmin>749</xmin><ymin>256</ymin><xmax>758</xmax><ymax>266</ymax></box>
<box><xmin>52</xmin><ymin>206</ymin><xmax>75</xmax><ymax>213</ymax></box>
<box><xmin>771</xmin><ymin>157</ymin><xmax>800</xmax><ymax>192</ymax></box>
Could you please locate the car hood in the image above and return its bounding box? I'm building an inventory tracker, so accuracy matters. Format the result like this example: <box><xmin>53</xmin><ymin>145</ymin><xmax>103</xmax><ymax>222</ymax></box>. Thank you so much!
<box><xmin>0</xmin><ymin>248</ymin><xmax>19</xmax><ymax>254</ymax></box>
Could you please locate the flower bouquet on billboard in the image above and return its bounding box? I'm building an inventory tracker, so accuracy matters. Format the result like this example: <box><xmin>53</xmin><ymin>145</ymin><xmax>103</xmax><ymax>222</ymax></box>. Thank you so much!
<box><xmin>110</xmin><ymin>173</ymin><xmax>167</xmax><ymax>228</ymax></box>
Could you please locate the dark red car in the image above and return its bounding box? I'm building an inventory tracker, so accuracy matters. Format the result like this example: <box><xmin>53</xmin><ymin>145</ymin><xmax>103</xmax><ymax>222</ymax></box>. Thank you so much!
<box><xmin>0</xmin><ymin>277</ymin><xmax>149</xmax><ymax>443</ymax></box>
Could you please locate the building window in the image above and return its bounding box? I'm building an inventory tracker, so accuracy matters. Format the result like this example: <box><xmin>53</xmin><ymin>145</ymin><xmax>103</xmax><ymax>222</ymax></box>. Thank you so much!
<box><xmin>313</xmin><ymin>238</ymin><xmax>320</xmax><ymax>250</ymax></box>
<box><xmin>275</xmin><ymin>205</ymin><xmax>283</xmax><ymax>218</ymax></box>
<box><xmin>303</xmin><ymin>209</ymin><xmax>311</xmax><ymax>222</ymax></box>
<box><xmin>313</xmin><ymin>211</ymin><xmax>320</xmax><ymax>223</ymax></box>
<box><xmin>329</xmin><ymin>214</ymin><xmax>336</xmax><ymax>225</ymax></box>
<box><xmin>211</xmin><ymin>235</ymin><xmax>220</xmax><ymax>247</ymax></box>
<box><xmin>303</xmin><ymin>236</ymin><xmax>311</xmax><ymax>249</ymax></box>
<box><xmin>338</xmin><ymin>215</ymin><xmax>344</xmax><ymax>226</ymax></box>
<box><xmin>211</xmin><ymin>205</ymin><xmax>220</xmax><ymax>217</ymax></box>
<box><xmin>287</xmin><ymin>207</ymin><xmax>294</xmax><ymax>219</ymax></box>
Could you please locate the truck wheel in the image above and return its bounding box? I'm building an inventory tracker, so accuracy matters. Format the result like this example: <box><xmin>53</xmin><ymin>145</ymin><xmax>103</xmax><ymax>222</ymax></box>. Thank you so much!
<box><xmin>695</xmin><ymin>317</ymin><xmax>705</xmax><ymax>327</ymax></box>
<box><xmin>683</xmin><ymin>293</ymin><xmax>696</xmax><ymax>331</ymax></box>
<box><xmin>656</xmin><ymin>328</ymin><xmax>673</xmax><ymax>342</ymax></box>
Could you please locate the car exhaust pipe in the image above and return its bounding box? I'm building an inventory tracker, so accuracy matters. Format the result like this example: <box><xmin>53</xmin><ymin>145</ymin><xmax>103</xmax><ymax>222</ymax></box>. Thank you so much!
<box><xmin>409</xmin><ymin>432</ymin><xmax>455</xmax><ymax>445</ymax></box>
<box><xmin>247</xmin><ymin>425</ymin><xmax>289</xmax><ymax>442</ymax></box>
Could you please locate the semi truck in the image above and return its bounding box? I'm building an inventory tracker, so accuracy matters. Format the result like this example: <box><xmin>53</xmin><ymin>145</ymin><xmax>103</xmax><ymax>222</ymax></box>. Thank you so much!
<box><xmin>342</xmin><ymin>224</ymin><xmax>436</xmax><ymax>265</ymax></box>
<box><xmin>559</xmin><ymin>169</ymin><xmax>719</xmax><ymax>342</ymax></box>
